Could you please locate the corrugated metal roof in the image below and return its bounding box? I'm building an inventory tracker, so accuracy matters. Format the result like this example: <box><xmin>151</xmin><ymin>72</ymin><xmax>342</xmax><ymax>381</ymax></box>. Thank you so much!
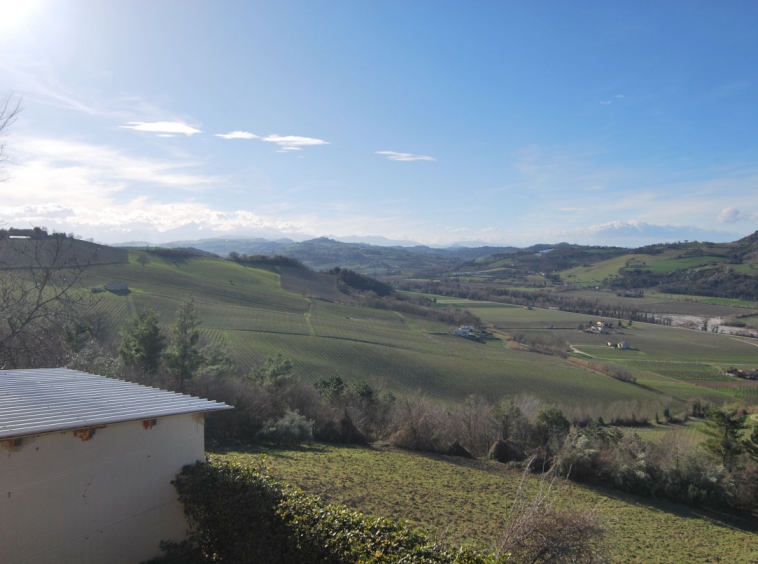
<box><xmin>0</xmin><ymin>368</ymin><xmax>232</xmax><ymax>439</ymax></box>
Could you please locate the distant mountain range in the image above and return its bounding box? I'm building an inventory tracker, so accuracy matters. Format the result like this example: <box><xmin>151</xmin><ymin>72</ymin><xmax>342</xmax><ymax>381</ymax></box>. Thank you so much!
<box><xmin>115</xmin><ymin>236</ymin><xmax>521</xmax><ymax>275</ymax></box>
<box><xmin>111</xmin><ymin>231</ymin><xmax>758</xmax><ymax>301</ymax></box>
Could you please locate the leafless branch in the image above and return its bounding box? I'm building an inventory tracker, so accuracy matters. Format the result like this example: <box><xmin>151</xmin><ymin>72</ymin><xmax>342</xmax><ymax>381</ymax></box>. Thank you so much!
<box><xmin>0</xmin><ymin>92</ymin><xmax>21</xmax><ymax>182</ymax></box>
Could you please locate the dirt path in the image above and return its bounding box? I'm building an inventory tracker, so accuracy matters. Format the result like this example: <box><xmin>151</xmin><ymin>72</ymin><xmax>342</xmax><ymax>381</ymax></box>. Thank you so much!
<box><xmin>303</xmin><ymin>299</ymin><xmax>315</xmax><ymax>336</ymax></box>
<box><xmin>568</xmin><ymin>344</ymin><xmax>595</xmax><ymax>358</ymax></box>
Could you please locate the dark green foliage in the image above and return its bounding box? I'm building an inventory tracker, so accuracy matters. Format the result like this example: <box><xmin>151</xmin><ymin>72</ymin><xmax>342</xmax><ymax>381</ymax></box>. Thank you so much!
<box><xmin>315</xmin><ymin>374</ymin><xmax>346</xmax><ymax>403</ymax></box>
<box><xmin>743</xmin><ymin>427</ymin><xmax>758</xmax><ymax>461</ymax></box>
<box><xmin>167</xmin><ymin>458</ymin><xmax>492</xmax><ymax>564</ymax></box>
<box><xmin>62</xmin><ymin>318</ymin><xmax>94</xmax><ymax>353</ymax></box>
<box><xmin>164</xmin><ymin>298</ymin><xmax>203</xmax><ymax>392</ymax></box>
<box><xmin>533</xmin><ymin>406</ymin><xmax>571</xmax><ymax>457</ymax></box>
<box><xmin>249</xmin><ymin>353</ymin><xmax>295</xmax><ymax>393</ymax></box>
<box><xmin>330</xmin><ymin>267</ymin><xmax>394</xmax><ymax>297</ymax></box>
<box><xmin>607</xmin><ymin>264</ymin><xmax>758</xmax><ymax>301</ymax></box>
<box><xmin>229</xmin><ymin>253</ymin><xmax>307</xmax><ymax>270</ymax></box>
<box><xmin>119</xmin><ymin>307</ymin><xmax>166</xmax><ymax>374</ymax></box>
<box><xmin>701</xmin><ymin>404</ymin><xmax>747</xmax><ymax>471</ymax></box>
<box><xmin>195</xmin><ymin>344</ymin><xmax>237</xmax><ymax>380</ymax></box>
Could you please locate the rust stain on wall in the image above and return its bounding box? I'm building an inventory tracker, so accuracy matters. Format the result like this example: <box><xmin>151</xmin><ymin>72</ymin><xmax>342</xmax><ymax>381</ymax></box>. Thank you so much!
<box><xmin>72</xmin><ymin>427</ymin><xmax>104</xmax><ymax>441</ymax></box>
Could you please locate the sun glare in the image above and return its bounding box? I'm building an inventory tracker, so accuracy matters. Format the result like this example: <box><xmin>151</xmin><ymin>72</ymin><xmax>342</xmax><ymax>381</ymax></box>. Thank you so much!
<box><xmin>0</xmin><ymin>0</ymin><xmax>41</xmax><ymax>34</ymax></box>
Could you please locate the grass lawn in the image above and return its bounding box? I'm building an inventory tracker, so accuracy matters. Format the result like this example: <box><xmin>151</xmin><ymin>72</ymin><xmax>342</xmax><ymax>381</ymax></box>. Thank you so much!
<box><xmin>213</xmin><ymin>444</ymin><xmax>758</xmax><ymax>564</ymax></box>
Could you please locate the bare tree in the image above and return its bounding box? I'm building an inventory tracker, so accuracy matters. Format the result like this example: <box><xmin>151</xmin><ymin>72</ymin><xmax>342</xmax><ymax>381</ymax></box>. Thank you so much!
<box><xmin>0</xmin><ymin>232</ymin><xmax>98</xmax><ymax>369</ymax></box>
<box><xmin>0</xmin><ymin>93</ymin><xmax>21</xmax><ymax>181</ymax></box>
<box><xmin>497</xmin><ymin>460</ymin><xmax>607</xmax><ymax>563</ymax></box>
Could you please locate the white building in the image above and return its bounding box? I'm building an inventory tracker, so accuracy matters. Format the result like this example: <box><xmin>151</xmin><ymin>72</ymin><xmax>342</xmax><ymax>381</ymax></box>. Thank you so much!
<box><xmin>0</xmin><ymin>368</ymin><xmax>231</xmax><ymax>564</ymax></box>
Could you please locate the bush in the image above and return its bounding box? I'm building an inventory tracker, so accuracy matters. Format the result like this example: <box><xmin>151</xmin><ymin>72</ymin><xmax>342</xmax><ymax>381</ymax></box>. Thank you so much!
<box><xmin>254</xmin><ymin>410</ymin><xmax>313</xmax><ymax>445</ymax></box>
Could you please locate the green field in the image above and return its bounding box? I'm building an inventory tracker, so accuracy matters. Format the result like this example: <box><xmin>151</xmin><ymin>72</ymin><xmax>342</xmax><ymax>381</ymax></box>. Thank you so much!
<box><xmin>81</xmin><ymin>253</ymin><xmax>756</xmax><ymax>412</ymax></box>
<box><xmin>215</xmin><ymin>444</ymin><xmax>758</xmax><ymax>564</ymax></box>
<box><xmin>456</xmin><ymin>301</ymin><xmax>757</xmax><ymax>405</ymax></box>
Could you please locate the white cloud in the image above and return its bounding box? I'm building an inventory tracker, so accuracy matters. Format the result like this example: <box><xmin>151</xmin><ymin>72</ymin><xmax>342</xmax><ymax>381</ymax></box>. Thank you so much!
<box><xmin>616</xmin><ymin>94</ymin><xmax>625</xmax><ymax>99</ymax></box>
<box><xmin>120</xmin><ymin>121</ymin><xmax>201</xmax><ymax>136</ymax></box>
<box><xmin>717</xmin><ymin>207</ymin><xmax>754</xmax><ymax>223</ymax></box>
<box><xmin>571</xmin><ymin>220</ymin><xmax>739</xmax><ymax>245</ymax></box>
<box><xmin>600</xmin><ymin>101</ymin><xmax>611</xmax><ymax>105</ymax></box>
<box><xmin>2</xmin><ymin>137</ymin><xmax>222</xmax><ymax>211</ymax></box>
<box><xmin>215</xmin><ymin>131</ymin><xmax>259</xmax><ymax>140</ymax></box>
<box><xmin>0</xmin><ymin>200</ymin><xmax>311</xmax><ymax>242</ymax></box>
<box><xmin>262</xmin><ymin>135</ymin><xmax>329</xmax><ymax>151</ymax></box>
<box><xmin>376</xmin><ymin>151</ymin><xmax>436</xmax><ymax>162</ymax></box>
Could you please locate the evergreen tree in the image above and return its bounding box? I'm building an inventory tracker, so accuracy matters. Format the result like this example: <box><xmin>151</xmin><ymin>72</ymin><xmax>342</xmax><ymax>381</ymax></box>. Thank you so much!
<box><xmin>119</xmin><ymin>307</ymin><xmax>166</xmax><ymax>374</ymax></box>
<box><xmin>249</xmin><ymin>352</ymin><xmax>295</xmax><ymax>398</ymax></box>
<box><xmin>702</xmin><ymin>404</ymin><xmax>747</xmax><ymax>471</ymax></box>
<box><xmin>164</xmin><ymin>298</ymin><xmax>203</xmax><ymax>392</ymax></box>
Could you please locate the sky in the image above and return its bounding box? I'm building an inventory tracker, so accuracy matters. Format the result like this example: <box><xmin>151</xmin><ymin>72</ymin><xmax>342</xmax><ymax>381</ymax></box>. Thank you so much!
<box><xmin>1</xmin><ymin>1</ymin><xmax>757</xmax><ymax>248</ymax></box>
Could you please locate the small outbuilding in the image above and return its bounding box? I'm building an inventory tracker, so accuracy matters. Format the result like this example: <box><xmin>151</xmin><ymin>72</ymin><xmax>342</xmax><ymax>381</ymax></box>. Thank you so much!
<box><xmin>0</xmin><ymin>368</ymin><xmax>231</xmax><ymax>564</ymax></box>
<box><xmin>105</xmin><ymin>280</ymin><xmax>129</xmax><ymax>291</ymax></box>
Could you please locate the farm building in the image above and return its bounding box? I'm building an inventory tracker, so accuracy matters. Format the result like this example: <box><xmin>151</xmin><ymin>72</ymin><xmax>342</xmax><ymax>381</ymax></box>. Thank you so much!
<box><xmin>0</xmin><ymin>368</ymin><xmax>231</xmax><ymax>564</ymax></box>
<box><xmin>105</xmin><ymin>280</ymin><xmax>129</xmax><ymax>291</ymax></box>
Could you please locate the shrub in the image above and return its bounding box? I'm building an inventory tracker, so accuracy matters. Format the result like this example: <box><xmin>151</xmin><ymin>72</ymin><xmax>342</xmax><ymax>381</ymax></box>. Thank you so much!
<box><xmin>254</xmin><ymin>410</ymin><xmax>313</xmax><ymax>445</ymax></box>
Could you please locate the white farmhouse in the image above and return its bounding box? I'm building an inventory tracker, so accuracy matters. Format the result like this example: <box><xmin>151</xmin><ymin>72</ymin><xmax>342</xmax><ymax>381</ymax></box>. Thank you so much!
<box><xmin>0</xmin><ymin>368</ymin><xmax>231</xmax><ymax>564</ymax></box>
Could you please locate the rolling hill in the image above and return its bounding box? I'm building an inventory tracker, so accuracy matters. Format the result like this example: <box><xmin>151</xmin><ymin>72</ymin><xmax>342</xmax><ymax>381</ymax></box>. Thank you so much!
<box><xmin>75</xmin><ymin>248</ymin><xmax>754</xmax><ymax>416</ymax></box>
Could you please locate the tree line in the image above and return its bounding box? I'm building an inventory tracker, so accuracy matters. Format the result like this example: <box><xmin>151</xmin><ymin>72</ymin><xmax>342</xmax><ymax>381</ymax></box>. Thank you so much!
<box><xmin>70</xmin><ymin>297</ymin><xmax>758</xmax><ymax>516</ymax></box>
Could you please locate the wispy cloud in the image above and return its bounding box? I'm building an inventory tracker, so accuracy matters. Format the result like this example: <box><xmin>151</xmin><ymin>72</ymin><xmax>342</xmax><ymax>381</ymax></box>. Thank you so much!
<box><xmin>376</xmin><ymin>151</ymin><xmax>436</xmax><ymax>162</ymax></box>
<box><xmin>216</xmin><ymin>131</ymin><xmax>259</xmax><ymax>140</ymax></box>
<box><xmin>600</xmin><ymin>101</ymin><xmax>611</xmax><ymax>105</ymax></box>
<box><xmin>3</xmin><ymin>137</ymin><xmax>221</xmax><ymax>209</ymax></box>
<box><xmin>120</xmin><ymin>121</ymin><xmax>201</xmax><ymax>136</ymax></box>
<box><xmin>616</xmin><ymin>94</ymin><xmax>625</xmax><ymax>99</ymax></box>
<box><xmin>262</xmin><ymin>135</ymin><xmax>329</xmax><ymax>152</ymax></box>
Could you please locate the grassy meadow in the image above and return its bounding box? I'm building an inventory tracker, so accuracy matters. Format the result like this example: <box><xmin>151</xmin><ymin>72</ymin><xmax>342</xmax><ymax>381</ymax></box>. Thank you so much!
<box><xmin>78</xmin><ymin>252</ymin><xmax>698</xmax><ymax>411</ymax></box>
<box><xmin>454</xmin><ymin>299</ymin><xmax>758</xmax><ymax>408</ymax></box>
<box><xmin>81</xmin><ymin>251</ymin><xmax>758</xmax><ymax>415</ymax></box>
<box><xmin>214</xmin><ymin>444</ymin><xmax>758</xmax><ymax>564</ymax></box>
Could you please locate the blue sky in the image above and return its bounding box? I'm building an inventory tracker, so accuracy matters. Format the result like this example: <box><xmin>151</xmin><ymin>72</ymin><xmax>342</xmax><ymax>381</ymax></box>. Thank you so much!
<box><xmin>1</xmin><ymin>1</ymin><xmax>757</xmax><ymax>247</ymax></box>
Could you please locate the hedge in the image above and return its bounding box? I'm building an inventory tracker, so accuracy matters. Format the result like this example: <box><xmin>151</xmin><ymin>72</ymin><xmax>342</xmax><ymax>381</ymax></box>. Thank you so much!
<box><xmin>152</xmin><ymin>457</ymin><xmax>492</xmax><ymax>564</ymax></box>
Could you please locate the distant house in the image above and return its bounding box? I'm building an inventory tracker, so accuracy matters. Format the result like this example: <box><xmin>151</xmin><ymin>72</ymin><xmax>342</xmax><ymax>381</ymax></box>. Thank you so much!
<box><xmin>460</xmin><ymin>325</ymin><xmax>476</xmax><ymax>332</ymax></box>
<box><xmin>617</xmin><ymin>342</ymin><xmax>630</xmax><ymax>350</ymax></box>
<box><xmin>0</xmin><ymin>368</ymin><xmax>231</xmax><ymax>564</ymax></box>
<box><xmin>454</xmin><ymin>328</ymin><xmax>471</xmax><ymax>337</ymax></box>
<box><xmin>105</xmin><ymin>280</ymin><xmax>128</xmax><ymax>291</ymax></box>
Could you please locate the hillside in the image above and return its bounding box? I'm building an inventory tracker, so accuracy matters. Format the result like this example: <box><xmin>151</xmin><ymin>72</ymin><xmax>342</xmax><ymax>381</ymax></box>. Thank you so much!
<box><xmin>124</xmin><ymin>232</ymin><xmax>758</xmax><ymax>303</ymax></box>
<box><xmin>76</xmin><ymin>249</ymin><xmax>755</xmax><ymax>414</ymax></box>
<box><xmin>151</xmin><ymin>236</ymin><xmax>519</xmax><ymax>277</ymax></box>
<box><xmin>0</xmin><ymin>234</ymin><xmax>128</xmax><ymax>269</ymax></box>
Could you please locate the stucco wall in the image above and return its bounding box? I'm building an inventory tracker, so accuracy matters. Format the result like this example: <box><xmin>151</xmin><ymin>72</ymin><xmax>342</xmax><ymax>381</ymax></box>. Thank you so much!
<box><xmin>0</xmin><ymin>412</ymin><xmax>205</xmax><ymax>564</ymax></box>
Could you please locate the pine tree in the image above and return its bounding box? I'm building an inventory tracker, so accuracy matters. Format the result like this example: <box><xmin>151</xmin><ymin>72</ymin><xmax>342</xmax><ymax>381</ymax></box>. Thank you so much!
<box><xmin>119</xmin><ymin>307</ymin><xmax>166</xmax><ymax>374</ymax></box>
<box><xmin>164</xmin><ymin>298</ymin><xmax>202</xmax><ymax>392</ymax></box>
